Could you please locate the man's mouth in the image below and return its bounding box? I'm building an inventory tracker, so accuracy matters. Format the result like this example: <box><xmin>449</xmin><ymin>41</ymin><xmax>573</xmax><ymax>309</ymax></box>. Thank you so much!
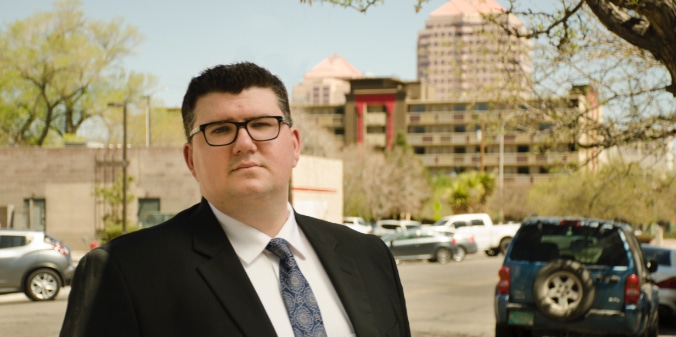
<box><xmin>232</xmin><ymin>162</ymin><xmax>259</xmax><ymax>171</ymax></box>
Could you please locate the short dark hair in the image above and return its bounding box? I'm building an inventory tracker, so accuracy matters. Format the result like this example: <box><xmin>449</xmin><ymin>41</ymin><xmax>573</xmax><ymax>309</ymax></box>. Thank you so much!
<box><xmin>181</xmin><ymin>62</ymin><xmax>291</xmax><ymax>141</ymax></box>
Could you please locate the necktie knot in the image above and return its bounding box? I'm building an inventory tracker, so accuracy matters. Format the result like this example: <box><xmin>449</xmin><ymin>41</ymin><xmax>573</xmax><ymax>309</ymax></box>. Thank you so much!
<box><xmin>266</xmin><ymin>238</ymin><xmax>294</xmax><ymax>260</ymax></box>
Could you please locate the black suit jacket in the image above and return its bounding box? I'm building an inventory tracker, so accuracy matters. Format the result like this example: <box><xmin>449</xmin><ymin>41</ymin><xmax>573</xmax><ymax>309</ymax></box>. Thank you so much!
<box><xmin>60</xmin><ymin>199</ymin><xmax>410</xmax><ymax>337</ymax></box>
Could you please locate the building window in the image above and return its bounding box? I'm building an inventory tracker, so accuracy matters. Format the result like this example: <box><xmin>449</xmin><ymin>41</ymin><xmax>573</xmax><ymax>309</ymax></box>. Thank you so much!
<box><xmin>410</xmin><ymin>126</ymin><xmax>425</xmax><ymax>134</ymax></box>
<box><xmin>517</xmin><ymin>167</ymin><xmax>530</xmax><ymax>174</ymax></box>
<box><xmin>138</xmin><ymin>198</ymin><xmax>160</xmax><ymax>228</ymax></box>
<box><xmin>409</xmin><ymin>105</ymin><xmax>426</xmax><ymax>113</ymax></box>
<box><xmin>517</xmin><ymin>145</ymin><xmax>530</xmax><ymax>153</ymax></box>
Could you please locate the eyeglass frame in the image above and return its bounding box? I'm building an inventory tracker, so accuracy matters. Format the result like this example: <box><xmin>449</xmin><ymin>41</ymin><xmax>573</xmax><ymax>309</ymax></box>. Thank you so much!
<box><xmin>188</xmin><ymin>115</ymin><xmax>291</xmax><ymax>146</ymax></box>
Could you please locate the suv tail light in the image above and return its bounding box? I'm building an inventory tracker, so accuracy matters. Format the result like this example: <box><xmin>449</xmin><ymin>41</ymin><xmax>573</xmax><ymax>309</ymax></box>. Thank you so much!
<box><xmin>625</xmin><ymin>274</ymin><xmax>640</xmax><ymax>304</ymax></box>
<box><xmin>451</xmin><ymin>238</ymin><xmax>458</xmax><ymax>245</ymax></box>
<box><xmin>657</xmin><ymin>277</ymin><xmax>676</xmax><ymax>290</ymax></box>
<box><xmin>497</xmin><ymin>266</ymin><xmax>510</xmax><ymax>295</ymax></box>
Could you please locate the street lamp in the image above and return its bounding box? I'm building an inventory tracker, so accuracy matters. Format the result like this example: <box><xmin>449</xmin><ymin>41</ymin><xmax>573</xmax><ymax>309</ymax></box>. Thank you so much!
<box><xmin>498</xmin><ymin>112</ymin><xmax>517</xmax><ymax>223</ymax></box>
<box><xmin>143</xmin><ymin>95</ymin><xmax>151</xmax><ymax>147</ymax></box>
<box><xmin>107</xmin><ymin>101</ymin><xmax>128</xmax><ymax>234</ymax></box>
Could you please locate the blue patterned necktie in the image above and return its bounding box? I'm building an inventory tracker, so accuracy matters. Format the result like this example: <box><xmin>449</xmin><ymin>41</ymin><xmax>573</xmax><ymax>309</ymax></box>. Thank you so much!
<box><xmin>266</xmin><ymin>238</ymin><xmax>328</xmax><ymax>337</ymax></box>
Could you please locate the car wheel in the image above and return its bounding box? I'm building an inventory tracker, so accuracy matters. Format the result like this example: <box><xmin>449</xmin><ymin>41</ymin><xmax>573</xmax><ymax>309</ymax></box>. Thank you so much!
<box><xmin>533</xmin><ymin>259</ymin><xmax>595</xmax><ymax>322</ymax></box>
<box><xmin>644</xmin><ymin>311</ymin><xmax>658</xmax><ymax>337</ymax></box>
<box><xmin>452</xmin><ymin>247</ymin><xmax>466</xmax><ymax>262</ymax></box>
<box><xmin>434</xmin><ymin>247</ymin><xmax>452</xmax><ymax>264</ymax></box>
<box><xmin>24</xmin><ymin>268</ymin><xmax>61</xmax><ymax>301</ymax></box>
<box><xmin>499</xmin><ymin>238</ymin><xmax>512</xmax><ymax>255</ymax></box>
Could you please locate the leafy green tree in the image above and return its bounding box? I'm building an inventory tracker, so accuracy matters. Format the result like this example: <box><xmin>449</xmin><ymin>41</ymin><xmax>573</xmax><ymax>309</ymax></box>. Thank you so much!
<box><xmin>0</xmin><ymin>0</ymin><xmax>154</xmax><ymax>146</ymax></box>
<box><xmin>448</xmin><ymin>171</ymin><xmax>496</xmax><ymax>214</ymax></box>
<box><xmin>526</xmin><ymin>160</ymin><xmax>676</xmax><ymax>225</ymax></box>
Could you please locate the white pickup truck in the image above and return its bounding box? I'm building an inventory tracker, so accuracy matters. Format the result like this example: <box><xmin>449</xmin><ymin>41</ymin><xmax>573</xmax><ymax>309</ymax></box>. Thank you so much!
<box><xmin>425</xmin><ymin>213</ymin><xmax>520</xmax><ymax>256</ymax></box>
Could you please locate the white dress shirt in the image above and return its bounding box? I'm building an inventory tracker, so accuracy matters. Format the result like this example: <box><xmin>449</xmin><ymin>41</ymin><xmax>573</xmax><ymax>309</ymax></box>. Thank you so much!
<box><xmin>209</xmin><ymin>202</ymin><xmax>355</xmax><ymax>337</ymax></box>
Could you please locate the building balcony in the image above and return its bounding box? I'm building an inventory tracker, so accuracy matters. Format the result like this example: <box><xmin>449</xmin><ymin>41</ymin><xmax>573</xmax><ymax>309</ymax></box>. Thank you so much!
<box><xmin>364</xmin><ymin>113</ymin><xmax>387</xmax><ymax>126</ymax></box>
<box><xmin>407</xmin><ymin>132</ymin><xmax>535</xmax><ymax>146</ymax></box>
<box><xmin>416</xmin><ymin>152</ymin><xmax>574</xmax><ymax>168</ymax></box>
<box><xmin>306</xmin><ymin>114</ymin><xmax>344</xmax><ymax>128</ymax></box>
<box><xmin>365</xmin><ymin>133</ymin><xmax>386</xmax><ymax>148</ymax></box>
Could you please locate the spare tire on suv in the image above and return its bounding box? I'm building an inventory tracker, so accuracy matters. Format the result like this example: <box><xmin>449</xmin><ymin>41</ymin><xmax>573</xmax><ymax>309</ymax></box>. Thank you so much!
<box><xmin>533</xmin><ymin>259</ymin><xmax>595</xmax><ymax>322</ymax></box>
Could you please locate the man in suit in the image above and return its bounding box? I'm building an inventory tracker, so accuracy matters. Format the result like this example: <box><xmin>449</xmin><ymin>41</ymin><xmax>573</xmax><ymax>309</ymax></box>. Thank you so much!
<box><xmin>60</xmin><ymin>62</ymin><xmax>411</xmax><ymax>337</ymax></box>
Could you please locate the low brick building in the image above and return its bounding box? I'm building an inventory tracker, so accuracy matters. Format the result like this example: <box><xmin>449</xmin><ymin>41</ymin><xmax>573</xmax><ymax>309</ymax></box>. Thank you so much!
<box><xmin>0</xmin><ymin>146</ymin><xmax>342</xmax><ymax>251</ymax></box>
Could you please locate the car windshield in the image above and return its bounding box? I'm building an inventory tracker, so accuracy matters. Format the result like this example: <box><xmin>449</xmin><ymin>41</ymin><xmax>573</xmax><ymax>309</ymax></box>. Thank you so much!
<box><xmin>509</xmin><ymin>224</ymin><xmax>629</xmax><ymax>266</ymax></box>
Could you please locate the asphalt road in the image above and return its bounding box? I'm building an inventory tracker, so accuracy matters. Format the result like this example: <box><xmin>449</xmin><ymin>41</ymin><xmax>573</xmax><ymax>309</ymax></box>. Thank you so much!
<box><xmin>1</xmin><ymin>253</ymin><xmax>675</xmax><ymax>337</ymax></box>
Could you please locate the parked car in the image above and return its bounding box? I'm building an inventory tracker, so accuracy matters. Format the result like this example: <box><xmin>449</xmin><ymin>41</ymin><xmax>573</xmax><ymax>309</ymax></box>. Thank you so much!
<box><xmin>434</xmin><ymin>228</ymin><xmax>479</xmax><ymax>258</ymax></box>
<box><xmin>373</xmin><ymin>219</ymin><xmax>422</xmax><ymax>237</ymax></box>
<box><xmin>642</xmin><ymin>244</ymin><xmax>676</xmax><ymax>320</ymax></box>
<box><xmin>380</xmin><ymin>228</ymin><xmax>475</xmax><ymax>263</ymax></box>
<box><xmin>342</xmin><ymin>216</ymin><xmax>373</xmax><ymax>234</ymax></box>
<box><xmin>495</xmin><ymin>217</ymin><xmax>659</xmax><ymax>337</ymax></box>
<box><xmin>427</xmin><ymin>213</ymin><xmax>520</xmax><ymax>256</ymax></box>
<box><xmin>0</xmin><ymin>229</ymin><xmax>75</xmax><ymax>301</ymax></box>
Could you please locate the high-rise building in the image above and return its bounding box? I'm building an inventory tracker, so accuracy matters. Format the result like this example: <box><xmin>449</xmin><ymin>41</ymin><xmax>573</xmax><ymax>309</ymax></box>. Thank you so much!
<box><xmin>417</xmin><ymin>0</ymin><xmax>532</xmax><ymax>101</ymax></box>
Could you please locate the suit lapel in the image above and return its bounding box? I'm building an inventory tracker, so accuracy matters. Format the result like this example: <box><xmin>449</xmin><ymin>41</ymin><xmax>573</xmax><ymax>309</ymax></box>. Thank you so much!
<box><xmin>190</xmin><ymin>199</ymin><xmax>277</xmax><ymax>337</ymax></box>
<box><xmin>296</xmin><ymin>214</ymin><xmax>379</xmax><ymax>336</ymax></box>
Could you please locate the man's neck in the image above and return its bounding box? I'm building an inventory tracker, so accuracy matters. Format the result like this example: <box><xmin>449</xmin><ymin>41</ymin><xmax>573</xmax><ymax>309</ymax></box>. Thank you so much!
<box><xmin>211</xmin><ymin>196</ymin><xmax>290</xmax><ymax>237</ymax></box>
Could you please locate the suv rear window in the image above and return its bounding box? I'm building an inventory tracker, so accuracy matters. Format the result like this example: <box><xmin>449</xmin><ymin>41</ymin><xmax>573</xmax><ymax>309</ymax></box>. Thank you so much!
<box><xmin>509</xmin><ymin>225</ymin><xmax>628</xmax><ymax>266</ymax></box>
<box><xmin>0</xmin><ymin>235</ymin><xmax>27</xmax><ymax>248</ymax></box>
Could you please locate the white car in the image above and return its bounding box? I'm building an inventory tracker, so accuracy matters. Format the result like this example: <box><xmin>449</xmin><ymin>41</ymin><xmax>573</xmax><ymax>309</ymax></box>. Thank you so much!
<box><xmin>373</xmin><ymin>220</ymin><xmax>421</xmax><ymax>237</ymax></box>
<box><xmin>342</xmin><ymin>217</ymin><xmax>373</xmax><ymax>234</ymax></box>
<box><xmin>642</xmin><ymin>244</ymin><xmax>676</xmax><ymax>319</ymax></box>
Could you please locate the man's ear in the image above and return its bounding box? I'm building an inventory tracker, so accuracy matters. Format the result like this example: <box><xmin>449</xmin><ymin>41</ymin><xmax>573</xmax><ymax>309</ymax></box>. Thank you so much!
<box><xmin>183</xmin><ymin>143</ymin><xmax>197</xmax><ymax>179</ymax></box>
<box><xmin>291</xmin><ymin>127</ymin><xmax>301</xmax><ymax>167</ymax></box>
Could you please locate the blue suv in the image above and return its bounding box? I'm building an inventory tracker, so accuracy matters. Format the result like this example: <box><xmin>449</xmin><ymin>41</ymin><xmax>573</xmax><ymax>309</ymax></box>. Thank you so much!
<box><xmin>495</xmin><ymin>217</ymin><xmax>660</xmax><ymax>337</ymax></box>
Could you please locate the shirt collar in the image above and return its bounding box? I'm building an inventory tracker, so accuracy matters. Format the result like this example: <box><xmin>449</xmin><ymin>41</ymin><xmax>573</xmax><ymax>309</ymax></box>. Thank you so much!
<box><xmin>209</xmin><ymin>202</ymin><xmax>307</xmax><ymax>265</ymax></box>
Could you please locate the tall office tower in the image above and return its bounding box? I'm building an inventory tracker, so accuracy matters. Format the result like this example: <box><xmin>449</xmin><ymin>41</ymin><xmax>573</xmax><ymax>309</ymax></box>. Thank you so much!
<box><xmin>417</xmin><ymin>0</ymin><xmax>532</xmax><ymax>101</ymax></box>
<box><xmin>292</xmin><ymin>53</ymin><xmax>363</xmax><ymax>106</ymax></box>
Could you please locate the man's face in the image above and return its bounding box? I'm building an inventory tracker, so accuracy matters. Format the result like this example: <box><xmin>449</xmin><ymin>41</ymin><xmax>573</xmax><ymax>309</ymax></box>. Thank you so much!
<box><xmin>183</xmin><ymin>87</ymin><xmax>300</xmax><ymax>205</ymax></box>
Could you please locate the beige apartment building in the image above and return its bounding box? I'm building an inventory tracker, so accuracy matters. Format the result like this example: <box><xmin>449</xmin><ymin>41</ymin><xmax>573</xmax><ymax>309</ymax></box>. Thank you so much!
<box><xmin>295</xmin><ymin>78</ymin><xmax>601</xmax><ymax>188</ymax></box>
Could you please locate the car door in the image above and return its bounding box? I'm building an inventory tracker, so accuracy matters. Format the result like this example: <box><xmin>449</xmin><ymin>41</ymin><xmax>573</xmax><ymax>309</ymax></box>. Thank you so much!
<box><xmin>455</xmin><ymin>218</ymin><xmax>490</xmax><ymax>251</ymax></box>
<box><xmin>389</xmin><ymin>232</ymin><xmax>417</xmax><ymax>258</ymax></box>
<box><xmin>0</xmin><ymin>234</ymin><xmax>28</xmax><ymax>287</ymax></box>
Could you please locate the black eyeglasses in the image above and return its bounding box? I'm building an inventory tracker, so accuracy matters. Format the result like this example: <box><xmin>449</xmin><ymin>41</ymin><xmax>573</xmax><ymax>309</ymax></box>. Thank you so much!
<box><xmin>189</xmin><ymin>116</ymin><xmax>290</xmax><ymax>146</ymax></box>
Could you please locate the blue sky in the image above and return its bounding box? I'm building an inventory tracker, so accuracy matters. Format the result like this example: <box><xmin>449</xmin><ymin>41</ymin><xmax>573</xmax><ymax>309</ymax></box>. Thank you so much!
<box><xmin>0</xmin><ymin>0</ymin><xmax>480</xmax><ymax>107</ymax></box>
